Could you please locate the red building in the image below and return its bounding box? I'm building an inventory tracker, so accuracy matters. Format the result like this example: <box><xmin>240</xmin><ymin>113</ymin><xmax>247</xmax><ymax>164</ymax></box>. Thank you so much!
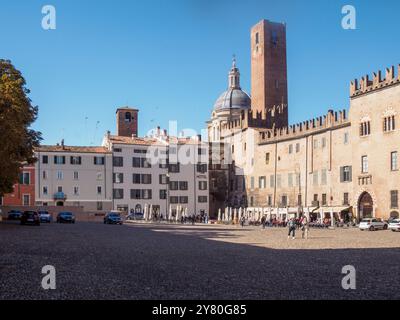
<box><xmin>0</xmin><ymin>165</ymin><xmax>35</xmax><ymax>207</ymax></box>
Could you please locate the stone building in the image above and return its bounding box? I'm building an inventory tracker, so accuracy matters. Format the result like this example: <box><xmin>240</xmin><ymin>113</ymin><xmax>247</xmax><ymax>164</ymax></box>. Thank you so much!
<box><xmin>207</xmin><ymin>19</ymin><xmax>400</xmax><ymax>222</ymax></box>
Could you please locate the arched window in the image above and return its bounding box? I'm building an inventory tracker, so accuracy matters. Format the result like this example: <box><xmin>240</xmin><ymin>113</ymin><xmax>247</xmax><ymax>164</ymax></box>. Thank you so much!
<box><xmin>125</xmin><ymin>112</ymin><xmax>132</xmax><ymax>123</ymax></box>
<box><xmin>390</xmin><ymin>211</ymin><xmax>399</xmax><ymax>219</ymax></box>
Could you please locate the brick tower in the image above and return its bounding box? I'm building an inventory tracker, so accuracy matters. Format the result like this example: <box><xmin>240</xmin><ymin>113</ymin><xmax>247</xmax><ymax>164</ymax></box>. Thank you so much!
<box><xmin>251</xmin><ymin>19</ymin><xmax>288</xmax><ymax>128</ymax></box>
<box><xmin>116</xmin><ymin>107</ymin><xmax>138</xmax><ymax>137</ymax></box>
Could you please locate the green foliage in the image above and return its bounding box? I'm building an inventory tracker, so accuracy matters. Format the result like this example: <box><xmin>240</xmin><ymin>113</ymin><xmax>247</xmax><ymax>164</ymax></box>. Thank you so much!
<box><xmin>0</xmin><ymin>59</ymin><xmax>42</xmax><ymax>196</ymax></box>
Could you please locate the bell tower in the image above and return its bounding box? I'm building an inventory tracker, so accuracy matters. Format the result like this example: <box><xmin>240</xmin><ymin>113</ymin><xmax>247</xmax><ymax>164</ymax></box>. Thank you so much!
<box><xmin>251</xmin><ymin>19</ymin><xmax>288</xmax><ymax>128</ymax></box>
<box><xmin>116</xmin><ymin>107</ymin><xmax>138</xmax><ymax>137</ymax></box>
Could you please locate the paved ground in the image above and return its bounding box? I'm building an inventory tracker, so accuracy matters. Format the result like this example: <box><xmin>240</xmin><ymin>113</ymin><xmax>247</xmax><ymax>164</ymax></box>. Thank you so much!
<box><xmin>0</xmin><ymin>221</ymin><xmax>399</xmax><ymax>300</ymax></box>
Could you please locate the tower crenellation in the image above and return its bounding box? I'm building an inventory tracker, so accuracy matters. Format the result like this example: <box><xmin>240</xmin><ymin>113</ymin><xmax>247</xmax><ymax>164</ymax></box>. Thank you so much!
<box><xmin>350</xmin><ymin>65</ymin><xmax>400</xmax><ymax>97</ymax></box>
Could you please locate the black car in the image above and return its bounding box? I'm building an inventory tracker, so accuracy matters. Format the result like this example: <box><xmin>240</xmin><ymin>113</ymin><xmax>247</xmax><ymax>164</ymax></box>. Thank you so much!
<box><xmin>104</xmin><ymin>212</ymin><xmax>123</xmax><ymax>225</ymax></box>
<box><xmin>56</xmin><ymin>212</ymin><xmax>76</xmax><ymax>224</ymax></box>
<box><xmin>8</xmin><ymin>210</ymin><xmax>22</xmax><ymax>220</ymax></box>
<box><xmin>20</xmin><ymin>211</ymin><xmax>40</xmax><ymax>226</ymax></box>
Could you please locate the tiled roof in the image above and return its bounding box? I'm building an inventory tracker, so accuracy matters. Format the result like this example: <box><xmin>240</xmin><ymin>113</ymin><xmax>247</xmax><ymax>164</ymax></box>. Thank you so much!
<box><xmin>35</xmin><ymin>145</ymin><xmax>110</xmax><ymax>154</ymax></box>
<box><xmin>108</xmin><ymin>135</ymin><xmax>162</xmax><ymax>146</ymax></box>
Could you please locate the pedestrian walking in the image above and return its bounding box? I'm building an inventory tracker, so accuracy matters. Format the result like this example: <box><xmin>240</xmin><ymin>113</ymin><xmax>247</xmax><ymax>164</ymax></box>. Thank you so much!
<box><xmin>261</xmin><ymin>215</ymin><xmax>266</xmax><ymax>229</ymax></box>
<box><xmin>240</xmin><ymin>216</ymin><xmax>245</xmax><ymax>227</ymax></box>
<box><xmin>301</xmin><ymin>214</ymin><xmax>309</xmax><ymax>239</ymax></box>
<box><xmin>287</xmin><ymin>218</ymin><xmax>296</xmax><ymax>239</ymax></box>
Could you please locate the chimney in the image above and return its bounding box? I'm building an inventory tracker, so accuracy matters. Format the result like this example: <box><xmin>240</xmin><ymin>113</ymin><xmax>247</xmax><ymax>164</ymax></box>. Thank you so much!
<box><xmin>61</xmin><ymin>139</ymin><xmax>65</xmax><ymax>150</ymax></box>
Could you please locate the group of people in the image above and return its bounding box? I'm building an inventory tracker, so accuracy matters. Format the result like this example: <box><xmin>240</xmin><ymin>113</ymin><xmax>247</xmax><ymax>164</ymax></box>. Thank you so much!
<box><xmin>240</xmin><ymin>214</ymin><xmax>310</xmax><ymax>240</ymax></box>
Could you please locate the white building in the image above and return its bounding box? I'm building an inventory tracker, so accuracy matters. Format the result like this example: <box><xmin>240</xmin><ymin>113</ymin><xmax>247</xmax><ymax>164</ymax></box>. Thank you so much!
<box><xmin>34</xmin><ymin>144</ymin><xmax>113</xmax><ymax>213</ymax></box>
<box><xmin>102</xmin><ymin>108</ymin><xmax>209</xmax><ymax>218</ymax></box>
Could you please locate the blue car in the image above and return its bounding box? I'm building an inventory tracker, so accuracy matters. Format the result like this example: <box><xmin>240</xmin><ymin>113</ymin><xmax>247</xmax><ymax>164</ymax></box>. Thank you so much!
<box><xmin>38</xmin><ymin>211</ymin><xmax>52</xmax><ymax>223</ymax></box>
<box><xmin>56</xmin><ymin>212</ymin><xmax>76</xmax><ymax>224</ymax></box>
<box><xmin>104</xmin><ymin>212</ymin><xmax>123</xmax><ymax>225</ymax></box>
<box><xmin>8</xmin><ymin>210</ymin><xmax>22</xmax><ymax>220</ymax></box>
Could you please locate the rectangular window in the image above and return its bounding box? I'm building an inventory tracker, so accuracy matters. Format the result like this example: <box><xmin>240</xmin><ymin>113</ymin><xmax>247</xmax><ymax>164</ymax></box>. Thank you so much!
<box><xmin>340</xmin><ymin>166</ymin><xmax>349</xmax><ymax>182</ymax></box>
<box><xmin>169</xmin><ymin>163</ymin><xmax>180</xmax><ymax>173</ymax></box>
<box><xmin>179</xmin><ymin>181</ymin><xmax>188</xmax><ymax>190</ymax></box>
<box><xmin>132</xmin><ymin>157</ymin><xmax>141</xmax><ymax>168</ymax></box>
<box><xmin>43</xmin><ymin>186</ymin><xmax>48</xmax><ymax>196</ymax></box>
<box><xmin>321</xmin><ymin>137</ymin><xmax>327</xmax><ymax>149</ymax></box>
<box><xmin>277</xmin><ymin>174</ymin><xmax>282</xmax><ymax>188</ymax></box>
<box><xmin>23</xmin><ymin>194</ymin><xmax>30</xmax><ymax>206</ymax></box>
<box><xmin>344</xmin><ymin>132</ymin><xmax>349</xmax><ymax>145</ymax></box>
<box><xmin>21</xmin><ymin>172</ymin><xmax>30</xmax><ymax>185</ymax></box>
<box><xmin>97</xmin><ymin>186</ymin><xmax>102</xmax><ymax>195</ymax></box>
<box><xmin>281</xmin><ymin>195</ymin><xmax>287</xmax><ymax>207</ymax></box>
<box><xmin>113</xmin><ymin>173</ymin><xmax>124</xmax><ymax>184</ymax></box>
<box><xmin>270</xmin><ymin>175</ymin><xmax>275</xmax><ymax>188</ymax></box>
<box><xmin>57</xmin><ymin>186</ymin><xmax>63</xmax><ymax>193</ymax></box>
<box><xmin>296</xmin><ymin>143</ymin><xmax>300</xmax><ymax>153</ymax></box>
<box><xmin>259</xmin><ymin>176</ymin><xmax>266</xmax><ymax>189</ymax></box>
<box><xmin>199</xmin><ymin>181</ymin><xmax>208</xmax><ymax>190</ymax></box>
<box><xmin>361</xmin><ymin>156</ymin><xmax>368</xmax><ymax>173</ymax></box>
<box><xmin>130</xmin><ymin>189</ymin><xmax>141</xmax><ymax>200</ymax></box>
<box><xmin>132</xmin><ymin>174</ymin><xmax>141</xmax><ymax>184</ymax></box>
<box><xmin>42</xmin><ymin>170</ymin><xmax>48</xmax><ymax>180</ymax></box>
<box><xmin>391</xmin><ymin>190</ymin><xmax>398</xmax><ymax>209</ymax></box>
<box><xmin>313</xmin><ymin>171</ymin><xmax>318</xmax><ymax>186</ymax></box>
<box><xmin>322</xmin><ymin>194</ymin><xmax>327</xmax><ymax>206</ymax></box>
<box><xmin>198</xmin><ymin>196</ymin><xmax>208</xmax><ymax>203</ymax></box>
<box><xmin>141</xmin><ymin>174</ymin><xmax>152</xmax><ymax>184</ymax></box>
<box><xmin>288</xmin><ymin>173</ymin><xmax>293</xmax><ymax>188</ymax></box>
<box><xmin>112</xmin><ymin>156</ymin><xmax>123</xmax><ymax>167</ymax></box>
<box><xmin>159</xmin><ymin>174</ymin><xmax>168</xmax><ymax>185</ymax></box>
<box><xmin>288</xmin><ymin>144</ymin><xmax>293</xmax><ymax>154</ymax></box>
<box><xmin>321</xmin><ymin>169</ymin><xmax>327</xmax><ymax>185</ymax></box>
<box><xmin>57</xmin><ymin>171</ymin><xmax>63</xmax><ymax>180</ymax></box>
<box><xmin>113</xmin><ymin>189</ymin><xmax>124</xmax><ymax>200</ymax></box>
<box><xmin>70</xmin><ymin>156</ymin><xmax>82</xmax><ymax>165</ymax></box>
<box><xmin>250</xmin><ymin>177</ymin><xmax>255</xmax><ymax>189</ymax></box>
<box><xmin>267</xmin><ymin>195</ymin><xmax>272</xmax><ymax>207</ymax></box>
<box><xmin>255</xmin><ymin>32</ymin><xmax>259</xmax><ymax>44</ymax></box>
<box><xmin>142</xmin><ymin>190</ymin><xmax>152</xmax><ymax>200</ymax></box>
<box><xmin>343</xmin><ymin>193</ymin><xmax>349</xmax><ymax>205</ymax></box>
<box><xmin>73</xmin><ymin>186</ymin><xmax>79</xmax><ymax>196</ymax></box>
<box><xmin>265</xmin><ymin>153</ymin><xmax>270</xmax><ymax>165</ymax></box>
<box><xmin>73</xmin><ymin>171</ymin><xmax>79</xmax><ymax>180</ymax></box>
<box><xmin>159</xmin><ymin>190</ymin><xmax>167</xmax><ymax>200</ymax></box>
<box><xmin>169</xmin><ymin>181</ymin><xmax>179</xmax><ymax>191</ymax></box>
<box><xmin>42</xmin><ymin>155</ymin><xmax>48</xmax><ymax>164</ymax></box>
<box><xmin>54</xmin><ymin>156</ymin><xmax>66</xmax><ymax>165</ymax></box>
<box><xmin>170</xmin><ymin>196</ymin><xmax>179</xmax><ymax>204</ymax></box>
<box><xmin>113</xmin><ymin>148</ymin><xmax>122</xmax><ymax>153</ymax></box>
<box><xmin>94</xmin><ymin>156</ymin><xmax>105</xmax><ymax>165</ymax></box>
<box><xmin>391</xmin><ymin>152</ymin><xmax>398</xmax><ymax>171</ymax></box>
<box><xmin>297</xmin><ymin>194</ymin><xmax>302</xmax><ymax>206</ymax></box>
<box><xmin>197</xmin><ymin>163</ymin><xmax>208</xmax><ymax>173</ymax></box>
<box><xmin>179</xmin><ymin>196</ymin><xmax>188</xmax><ymax>204</ymax></box>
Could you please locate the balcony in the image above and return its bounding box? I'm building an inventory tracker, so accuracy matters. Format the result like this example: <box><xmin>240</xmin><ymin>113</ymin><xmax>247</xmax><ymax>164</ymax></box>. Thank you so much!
<box><xmin>53</xmin><ymin>192</ymin><xmax>67</xmax><ymax>201</ymax></box>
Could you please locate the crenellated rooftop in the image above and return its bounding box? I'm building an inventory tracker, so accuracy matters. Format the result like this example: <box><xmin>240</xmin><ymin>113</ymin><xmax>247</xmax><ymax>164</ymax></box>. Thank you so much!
<box><xmin>350</xmin><ymin>65</ymin><xmax>400</xmax><ymax>98</ymax></box>
<box><xmin>258</xmin><ymin>109</ymin><xmax>349</xmax><ymax>144</ymax></box>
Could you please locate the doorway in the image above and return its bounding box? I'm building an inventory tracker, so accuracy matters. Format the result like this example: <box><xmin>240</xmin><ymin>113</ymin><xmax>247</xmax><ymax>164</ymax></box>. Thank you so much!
<box><xmin>358</xmin><ymin>192</ymin><xmax>373</xmax><ymax>219</ymax></box>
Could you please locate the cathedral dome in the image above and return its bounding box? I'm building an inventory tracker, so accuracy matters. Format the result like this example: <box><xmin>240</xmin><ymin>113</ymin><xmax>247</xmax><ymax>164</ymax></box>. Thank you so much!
<box><xmin>213</xmin><ymin>57</ymin><xmax>251</xmax><ymax>113</ymax></box>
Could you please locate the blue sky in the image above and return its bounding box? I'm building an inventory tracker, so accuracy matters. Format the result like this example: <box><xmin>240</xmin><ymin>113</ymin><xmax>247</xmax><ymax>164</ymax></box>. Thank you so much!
<box><xmin>1</xmin><ymin>0</ymin><xmax>399</xmax><ymax>145</ymax></box>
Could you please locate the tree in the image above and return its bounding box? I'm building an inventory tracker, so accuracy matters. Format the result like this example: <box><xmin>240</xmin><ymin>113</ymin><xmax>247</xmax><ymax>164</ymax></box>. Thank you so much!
<box><xmin>0</xmin><ymin>59</ymin><xmax>42</xmax><ymax>196</ymax></box>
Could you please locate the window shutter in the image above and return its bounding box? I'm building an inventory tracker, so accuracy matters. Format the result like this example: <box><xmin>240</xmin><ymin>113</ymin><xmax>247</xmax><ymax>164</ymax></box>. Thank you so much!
<box><xmin>349</xmin><ymin>166</ymin><xmax>352</xmax><ymax>182</ymax></box>
<box><xmin>340</xmin><ymin>167</ymin><xmax>344</xmax><ymax>183</ymax></box>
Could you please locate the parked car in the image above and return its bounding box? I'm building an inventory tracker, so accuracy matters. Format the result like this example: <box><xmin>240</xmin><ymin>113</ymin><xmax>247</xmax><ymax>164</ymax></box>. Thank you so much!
<box><xmin>56</xmin><ymin>212</ymin><xmax>76</xmax><ymax>224</ymax></box>
<box><xmin>104</xmin><ymin>212</ymin><xmax>123</xmax><ymax>225</ymax></box>
<box><xmin>126</xmin><ymin>212</ymin><xmax>144</xmax><ymax>220</ymax></box>
<box><xmin>20</xmin><ymin>211</ymin><xmax>40</xmax><ymax>226</ymax></box>
<box><xmin>359</xmin><ymin>218</ymin><xmax>388</xmax><ymax>231</ymax></box>
<box><xmin>38</xmin><ymin>211</ymin><xmax>52</xmax><ymax>223</ymax></box>
<box><xmin>388</xmin><ymin>219</ymin><xmax>400</xmax><ymax>232</ymax></box>
<box><xmin>7</xmin><ymin>210</ymin><xmax>22</xmax><ymax>220</ymax></box>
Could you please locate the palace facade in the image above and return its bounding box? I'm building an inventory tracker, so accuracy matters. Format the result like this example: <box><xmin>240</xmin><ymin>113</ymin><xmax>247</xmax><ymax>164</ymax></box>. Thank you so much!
<box><xmin>207</xmin><ymin>19</ymin><xmax>400</xmax><ymax>221</ymax></box>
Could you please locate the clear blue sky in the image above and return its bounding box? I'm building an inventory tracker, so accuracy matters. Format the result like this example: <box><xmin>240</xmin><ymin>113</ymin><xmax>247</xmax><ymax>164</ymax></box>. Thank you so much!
<box><xmin>1</xmin><ymin>0</ymin><xmax>399</xmax><ymax>146</ymax></box>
